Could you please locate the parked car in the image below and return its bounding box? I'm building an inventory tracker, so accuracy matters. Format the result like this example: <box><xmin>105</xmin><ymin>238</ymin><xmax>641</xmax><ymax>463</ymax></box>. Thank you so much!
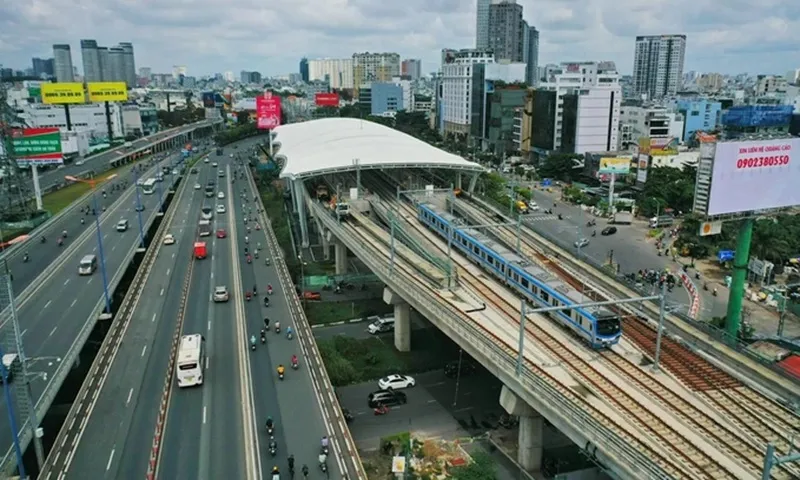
<box><xmin>367</xmin><ymin>389</ymin><xmax>407</xmax><ymax>408</ymax></box>
<box><xmin>367</xmin><ymin>316</ymin><xmax>395</xmax><ymax>334</ymax></box>
<box><xmin>302</xmin><ymin>291</ymin><xmax>322</xmax><ymax>301</ymax></box>
<box><xmin>378</xmin><ymin>374</ymin><xmax>416</xmax><ymax>390</ymax></box>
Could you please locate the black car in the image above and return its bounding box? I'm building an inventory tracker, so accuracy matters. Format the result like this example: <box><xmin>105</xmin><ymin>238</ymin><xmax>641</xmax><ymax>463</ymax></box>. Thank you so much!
<box><xmin>444</xmin><ymin>361</ymin><xmax>477</xmax><ymax>378</ymax></box>
<box><xmin>601</xmin><ymin>226</ymin><xmax>617</xmax><ymax>236</ymax></box>
<box><xmin>368</xmin><ymin>389</ymin><xmax>407</xmax><ymax>408</ymax></box>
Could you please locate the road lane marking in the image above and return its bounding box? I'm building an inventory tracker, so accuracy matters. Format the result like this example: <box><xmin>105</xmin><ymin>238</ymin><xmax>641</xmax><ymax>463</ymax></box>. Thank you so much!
<box><xmin>203</xmin><ymin>406</ymin><xmax>207</xmax><ymax>424</ymax></box>
<box><xmin>160</xmin><ymin>288</ymin><xmax>164</xmax><ymax>296</ymax></box>
<box><xmin>103</xmin><ymin>234</ymin><xmax>108</xmax><ymax>240</ymax></box>
<box><xmin>44</xmin><ymin>300</ymin><xmax>52</xmax><ymax>309</ymax></box>
<box><xmin>166</xmin><ymin>268</ymin><xmax>171</xmax><ymax>276</ymax></box>
<box><xmin>70</xmin><ymin>299</ymin><xmax>77</xmax><ymax>308</ymax></box>
<box><xmin>207</xmin><ymin>320</ymin><xmax>211</xmax><ymax>331</ymax></box>
<box><xmin>106</xmin><ymin>448</ymin><xmax>115</xmax><ymax>471</ymax></box>
<box><xmin>141</xmin><ymin>345</ymin><xmax>147</xmax><ymax>357</ymax></box>
<box><xmin>172</xmin><ymin>252</ymin><xmax>175</xmax><ymax>259</ymax></box>
<box><xmin>49</xmin><ymin>326</ymin><xmax>58</xmax><ymax>337</ymax></box>
<box><xmin>21</xmin><ymin>329</ymin><xmax>27</xmax><ymax>337</ymax></box>
<box><xmin>126</xmin><ymin>388</ymin><xmax>133</xmax><ymax>405</ymax></box>
<box><xmin>88</xmin><ymin>277</ymin><xmax>93</xmax><ymax>284</ymax></box>
<box><xmin>205</xmin><ymin>357</ymin><xmax>209</xmax><ymax>369</ymax></box>
<box><xmin>152</xmin><ymin>313</ymin><xmax>157</xmax><ymax>322</ymax></box>
<box><xmin>111</xmin><ymin>245</ymin><xmax>116</xmax><ymax>252</ymax></box>
<box><xmin>64</xmin><ymin>279</ymin><xmax>70</xmax><ymax>286</ymax></box>
<box><xmin>92</xmin><ymin>247</ymin><xmax>97</xmax><ymax>252</ymax></box>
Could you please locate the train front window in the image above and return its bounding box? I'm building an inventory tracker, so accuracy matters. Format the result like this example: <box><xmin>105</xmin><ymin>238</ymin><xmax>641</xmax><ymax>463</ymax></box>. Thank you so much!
<box><xmin>596</xmin><ymin>317</ymin><xmax>621</xmax><ymax>336</ymax></box>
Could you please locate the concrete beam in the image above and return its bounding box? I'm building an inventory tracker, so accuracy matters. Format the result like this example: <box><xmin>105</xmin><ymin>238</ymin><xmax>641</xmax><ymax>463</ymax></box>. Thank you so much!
<box><xmin>383</xmin><ymin>288</ymin><xmax>410</xmax><ymax>352</ymax></box>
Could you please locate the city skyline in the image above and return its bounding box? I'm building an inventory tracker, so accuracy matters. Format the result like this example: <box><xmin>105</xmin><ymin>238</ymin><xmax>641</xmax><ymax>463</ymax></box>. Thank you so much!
<box><xmin>0</xmin><ymin>1</ymin><xmax>797</xmax><ymax>77</ymax></box>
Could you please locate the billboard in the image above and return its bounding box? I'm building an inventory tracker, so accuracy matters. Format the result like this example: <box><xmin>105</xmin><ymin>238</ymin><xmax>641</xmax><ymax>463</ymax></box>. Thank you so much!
<box><xmin>87</xmin><ymin>82</ymin><xmax>128</xmax><ymax>102</ymax></box>
<box><xmin>636</xmin><ymin>154</ymin><xmax>650</xmax><ymax>183</ymax></box>
<box><xmin>256</xmin><ymin>92</ymin><xmax>281</xmax><ymax>130</ymax></box>
<box><xmin>650</xmin><ymin>136</ymin><xmax>679</xmax><ymax>156</ymax></box>
<box><xmin>315</xmin><ymin>93</ymin><xmax>340</xmax><ymax>107</ymax></box>
<box><xmin>707</xmin><ymin>138</ymin><xmax>800</xmax><ymax>216</ymax></box>
<box><xmin>202</xmin><ymin>92</ymin><xmax>215</xmax><ymax>108</ymax></box>
<box><xmin>638</xmin><ymin>137</ymin><xmax>651</xmax><ymax>155</ymax></box>
<box><xmin>598</xmin><ymin>157</ymin><xmax>631</xmax><ymax>175</ymax></box>
<box><xmin>41</xmin><ymin>82</ymin><xmax>85</xmax><ymax>104</ymax></box>
<box><xmin>10</xmin><ymin>128</ymin><xmax>64</xmax><ymax>166</ymax></box>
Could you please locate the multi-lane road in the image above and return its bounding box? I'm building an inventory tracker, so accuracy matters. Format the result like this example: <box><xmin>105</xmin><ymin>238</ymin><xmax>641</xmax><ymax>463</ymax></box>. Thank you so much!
<box><xmin>45</xmin><ymin>137</ymin><xmax>339</xmax><ymax>479</ymax></box>
<box><xmin>0</xmin><ymin>148</ymin><xmax>199</xmax><ymax>471</ymax></box>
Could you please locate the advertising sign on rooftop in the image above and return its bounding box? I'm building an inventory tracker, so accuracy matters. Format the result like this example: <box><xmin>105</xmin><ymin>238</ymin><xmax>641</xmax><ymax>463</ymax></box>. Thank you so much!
<box><xmin>707</xmin><ymin>138</ymin><xmax>800</xmax><ymax>216</ymax></box>
<box><xmin>41</xmin><ymin>82</ymin><xmax>85</xmax><ymax>104</ymax></box>
<box><xmin>314</xmin><ymin>92</ymin><xmax>340</xmax><ymax>107</ymax></box>
<box><xmin>256</xmin><ymin>92</ymin><xmax>281</xmax><ymax>130</ymax></box>
<box><xmin>202</xmin><ymin>92</ymin><xmax>215</xmax><ymax>108</ymax></box>
<box><xmin>598</xmin><ymin>157</ymin><xmax>632</xmax><ymax>175</ymax></box>
<box><xmin>87</xmin><ymin>82</ymin><xmax>128</xmax><ymax>102</ymax></box>
<box><xmin>650</xmin><ymin>136</ymin><xmax>679</xmax><ymax>156</ymax></box>
<box><xmin>10</xmin><ymin>128</ymin><xmax>64</xmax><ymax>166</ymax></box>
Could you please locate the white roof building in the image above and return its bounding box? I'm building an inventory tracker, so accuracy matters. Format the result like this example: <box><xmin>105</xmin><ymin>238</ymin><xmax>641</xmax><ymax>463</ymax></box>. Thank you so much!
<box><xmin>275</xmin><ymin>118</ymin><xmax>483</xmax><ymax>180</ymax></box>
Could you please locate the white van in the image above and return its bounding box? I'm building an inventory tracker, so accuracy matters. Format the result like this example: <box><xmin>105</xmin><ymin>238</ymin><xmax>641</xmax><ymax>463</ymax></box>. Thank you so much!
<box><xmin>367</xmin><ymin>316</ymin><xmax>395</xmax><ymax>334</ymax></box>
<box><xmin>0</xmin><ymin>354</ymin><xmax>20</xmax><ymax>384</ymax></box>
<box><xmin>79</xmin><ymin>254</ymin><xmax>97</xmax><ymax>275</ymax></box>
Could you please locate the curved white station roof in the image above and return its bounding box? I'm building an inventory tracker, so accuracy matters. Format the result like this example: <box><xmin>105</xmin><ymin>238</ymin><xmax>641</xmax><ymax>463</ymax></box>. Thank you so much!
<box><xmin>274</xmin><ymin>118</ymin><xmax>483</xmax><ymax>179</ymax></box>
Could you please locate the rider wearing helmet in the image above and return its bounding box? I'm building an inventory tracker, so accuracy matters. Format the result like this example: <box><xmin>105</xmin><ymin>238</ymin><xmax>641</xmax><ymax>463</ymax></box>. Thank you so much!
<box><xmin>250</xmin><ymin>335</ymin><xmax>256</xmax><ymax>346</ymax></box>
<box><xmin>277</xmin><ymin>364</ymin><xmax>285</xmax><ymax>376</ymax></box>
<box><xmin>265</xmin><ymin>416</ymin><xmax>273</xmax><ymax>429</ymax></box>
<box><xmin>291</xmin><ymin>354</ymin><xmax>298</xmax><ymax>366</ymax></box>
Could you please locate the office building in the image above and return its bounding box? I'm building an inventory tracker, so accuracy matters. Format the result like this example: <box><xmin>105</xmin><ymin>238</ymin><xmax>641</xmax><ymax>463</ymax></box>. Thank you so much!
<box><xmin>618</xmin><ymin>103</ymin><xmax>684</xmax><ymax>150</ymax></box>
<box><xmin>523</xmin><ymin>25</ymin><xmax>539</xmax><ymax>86</ymax></box>
<box><xmin>18</xmin><ymin>103</ymin><xmax>123</xmax><ymax>139</ymax></box>
<box><xmin>353</xmin><ymin>52</ymin><xmax>401</xmax><ymax>93</ymax></box>
<box><xmin>108</xmin><ymin>47</ymin><xmax>126</xmax><ymax>84</ymax></box>
<box><xmin>487</xmin><ymin>0</ymin><xmax>524</xmax><ymax>62</ymax></box>
<box><xmin>32</xmin><ymin>58</ymin><xmax>55</xmax><ymax>78</ymax></box>
<box><xmin>118</xmin><ymin>42</ymin><xmax>137</xmax><ymax>88</ymax></box>
<box><xmin>53</xmin><ymin>44</ymin><xmax>74</xmax><ymax>82</ymax></box>
<box><xmin>401</xmin><ymin>59</ymin><xmax>422</xmax><ymax>80</ymax></box>
<box><xmin>632</xmin><ymin>34</ymin><xmax>686</xmax><ymax>99</ymax></box>
<box><xmin>675</xmin><ymin>99</ymin><xmax>721</xmax><ymax>142</ymax></box>
<box><xmin>299</xmin><ymin>58</ymin><xmax>309</xmax><ymax>82</ymax></box>
<box><xmin>307</xmin><ymin>58</ymin><xmax>354</xmax><ymax>89</ymax></box>
<box><xmin>535</xmin><ymin>61</ymin><xmax>622</xmax><ymax>154</ymax></box>
<box><xmin>440</xmin><ymin>48</ymin><xmax>495</xmax><ymax>135</ymax></box>
<box><xmin>97</xmin><ymin>47</ymin><xmax>111</xmax><ymax>81</ymax></box>
<box><xmin>81</xmin><ymin>39</ymin><xmax>102</xmax><ymax>82</ymax></box>
<box><xmin>240</xmin><ymin>71</ymin><xmax>262</xmax><ymax>84</ymax></box>
<box><xmin>476</xmin><ymin>0</ymin><xmax>491</xmax><ymax>49</ymax></box>
<box><xmin>371</xmin><ymin>83</ymin><xmax>404</xmax><ymax>115</ymax></box>
<box><xmin>755</xmin><ymin>75</ymin><xmax>787</xmax><ymax>97</ymax></box>
<box><xmin>721</xmin><ymin>105</ymin><xmax>793</xmax><ymax>137</ymax></box>
<box><xmin>696</xmin><ymin>73</ymin><xmax>723</xmax><ymax>93</ymax></box>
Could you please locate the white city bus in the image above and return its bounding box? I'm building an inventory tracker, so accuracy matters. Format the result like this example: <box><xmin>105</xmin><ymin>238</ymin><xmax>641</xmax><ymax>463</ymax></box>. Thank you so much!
<box><xmin>176</xmin><ymin>334</ymin><xmax>205</xmax><ymax>387</ymax></box>
<box><xmin>141</xmin><ymin>178</ymin><xmax>157</xmax><ymax>195</ymax></box>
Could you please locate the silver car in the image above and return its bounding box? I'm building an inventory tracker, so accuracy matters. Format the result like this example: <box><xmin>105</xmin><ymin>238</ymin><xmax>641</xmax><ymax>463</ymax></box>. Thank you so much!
<box><xmin>213</xmin><ymin>286</ymin><xmax>229</xmax><ymax>302</ymax></box>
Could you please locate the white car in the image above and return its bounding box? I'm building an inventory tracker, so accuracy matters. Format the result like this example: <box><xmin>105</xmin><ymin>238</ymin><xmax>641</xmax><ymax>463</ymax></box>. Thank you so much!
<box><xmin>194</xmin><ymin>183</ymin><xmax>201</xmax><ymax>190</ymax></box>
<box><xmin>163</xmin><ymin>233</ymin><xmax>175</xmax><ymax>245</ymax></box>
<box><xmin>212</xmin><ymin>162</ymin><xmax>218</xmax><ymax>168</ymax></box>
<box><xmin>204</xmin><ymin>158</ymin><xmax>209</xmax><ymax>163</ymax></box>
<box><xmin>378</xmin><ymin>374</ymin><xmax>416</xmax><ymax>390</ymax></box>
<box><xmin>213</xmin><ymin>286</ymin><xmax>229</xmax><ymax>302</ymax></box>
<box><xmin>216</xmin><ymin>204</ymin><xmax>226</xmax><ymax>214</ymax></box>
<box><xmin>217</xmin><ymin>191</ymin><xmax>225</xmax><ymax>199</ymax></box>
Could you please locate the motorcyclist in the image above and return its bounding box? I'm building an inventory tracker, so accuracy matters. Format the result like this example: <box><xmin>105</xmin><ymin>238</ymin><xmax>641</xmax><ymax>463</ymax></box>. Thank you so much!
<box><xmin>264</xmin><ymin>317</ymin><xmax>270</xmax><ymax>329</ymax></box>
<box><xmin>318</xmin><ymin>452</ymin><xmax>327</xmax><ymax>468</ymax></box>
<box><xmin>257</xmin><ymin>242</ymin><xmax>262</xmax><ymax>250</ymax></box>
<box><xmin>286</xmin><ymin>326</ymin><xmax>293</xmax><ymax>338</ymax></box>
<box><xmin>250</xmin><ymin>335</ymin><xmax>256</xmax><ymax>347</ymax></box>
<box><xmin>269</xmin><ymin>436</ymin><xmax>277</xmax><ymax>451</ymax></box>
<box><xmin>57</xmin><ymin>237</ymin><xmax>63</xmax><ymax>246</ymax></box>
<box><xmin>291</xmin><ymin>354</ymin><xmax>298</xmax><ymax>367</ymax></box>
<box><xmin>245</xmin><ymin>235</ymin><xmax>249</xmax><ymax>244</ymax></box>
<box><xmin>267</xmin><ymin>284</ymin><xmax>273</xmax><ymax>294</ymax></box>
<box><xmin>288</xmin><ymin>454</ymin><xmax>295</xmax><ymax>472</ymax></box>
<box><xmin>40</xmin><ymin>235</ymin><xmax>46</xmax><ymax>243</ymax></box>
<box><xmin>253</xmin><ymin>284</ymin><xmax>258</xmax><ymax>295</ymax></box>
<box><xmin>265</xmin><ymin>416</ymin><xmax>273</xmax><ymax>430</ymax></box>
<box><xmin>81</xmin><ymin>217</ymin><xmax>85</xmax><ymax>225</ymax></box>
<box><xmin>301</xmin><ymin>465</ymin><xmax>309</xmax><ymax>477</ymax></box>
<box><xmin>62</xmin><ymin>229</ymin><xmax>67</xmax><ymax>238</ymax></box>
<box><xmin>264</xmin><ymin>296</ymin><xmax>270</xmax><ymax>307</ymax></box>
<box><xmin>271</xmin><ymin>466</ymin><xmax>279</xmax><ymax>479</ymax></box>
<box><xmin>321</xmin><ymin>436</ymin><xmax>329</xmax><ymax>450</ymax></box>
<box><xmin>23</xmin><ymin>252</ymin><xmax>29</xmax><ymax>263</ymax></box>
<box><xmin>275</xmin><ymin>321</ymin><xmax>281</xmax><ymax>332</ymax></box>
<box><xmin>277</xmin><ymin>364</ymin><xmax>285</xmax><ymax>376</ymax></box>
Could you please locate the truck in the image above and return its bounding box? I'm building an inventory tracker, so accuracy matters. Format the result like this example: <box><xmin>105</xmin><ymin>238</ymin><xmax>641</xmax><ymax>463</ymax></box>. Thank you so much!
<box><xmin>649</xmin><ymin>215</ymin><xmax>675</xmax><ymax>228</ymax></box>
<box><xmin>198</xmin><ymin>220</ymin><xmax>212</xmax><ymax>237</ymax></box>
<box><xmin>612</xmin><ymin>211</ymin><xmax>633</xmax><ymax>224</ymax></box>
<box><xmin>194</xmin><ymin>242</ymin><xmax>207</xmax><ymax>260</ymax></box>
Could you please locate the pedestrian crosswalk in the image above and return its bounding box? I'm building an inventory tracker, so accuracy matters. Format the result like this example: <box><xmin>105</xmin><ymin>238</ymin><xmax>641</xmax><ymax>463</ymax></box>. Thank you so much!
<box><xmin>522</xmin><ymin>214</ymin><xmax>573</xmax><ymax>222</ymax></box>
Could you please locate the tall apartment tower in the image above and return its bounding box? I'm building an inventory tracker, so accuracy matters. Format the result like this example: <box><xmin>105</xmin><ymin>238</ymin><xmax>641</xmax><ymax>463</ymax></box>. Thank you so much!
<box><xmin>108</xmin><ymin>47</ymin><xmax>126</xmax><ymax>84</ymax></box>
<box><xmin>352</xmin><ymin>52</ymin><xmax>400</xmax><ymax>94</ymax></box>
<box><xmin>118</xmin><ymin>43</ymin><xmax>137</xmax><ymax>88</ymax></box>
<box><xmin>524</xmin><ymin>25</ymin><xmax>540</xmax><ymax>86</ymax></box>
<box><xmin>52</xmin><ymin>44</ymin><xmax>74</xmax><ymax>82</ymax></box>
<box><xmin>475</xmin><ymin>0</ymin><xmax>491</xmax><ymax>49</ymax></box>
<box><xmin>401</xmin><ymin>59</ymin><xmax>422</xmax><ymax>80</ymax></box>
<box><xmin>81</xmin><ymin>39</ymin><xmax>103</xmax><ymax>82</ymax></box>
<box><xmin>487</xmin><ymin>0</ymin><xmax>524</xmax><ymax>62</ymax></box>
<box><xmin>98</xmin><ymin>47</ymin><xmax>111</xmax><ymax>81</ymax></box>
<box><xmin>632</xmin><ymin>34</ymin><xmax>687</xmax><ymax>99</ymax></box>
<box><xmin>299</xmin><ymin>58</ymin><xmax>309</xmax><ymax>82</ymax></box>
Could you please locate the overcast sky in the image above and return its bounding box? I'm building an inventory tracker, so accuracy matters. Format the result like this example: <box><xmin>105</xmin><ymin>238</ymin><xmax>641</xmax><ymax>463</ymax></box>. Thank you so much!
<box><xmin>1</xmin><ymin>0</ymin><xmax>798</xmax><ymax>77</ymax></box>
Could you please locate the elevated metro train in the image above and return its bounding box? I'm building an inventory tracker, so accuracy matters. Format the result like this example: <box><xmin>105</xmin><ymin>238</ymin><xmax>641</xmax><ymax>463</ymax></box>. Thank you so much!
<box><xmin>417</xmin><ymin>202</ymin><xmax>622</xmax><ymax>348</ymax></box>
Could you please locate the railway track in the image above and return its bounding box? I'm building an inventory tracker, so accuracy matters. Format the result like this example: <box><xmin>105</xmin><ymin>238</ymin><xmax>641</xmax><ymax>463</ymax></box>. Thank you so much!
<box><xmin>450</xmin><ymin>196</ymin><xmax>800</xmax><ymax>478</ymax></box>
<box><xmin>375</xmin><ymin>194</ymin><xmax>745</xmax><ymax>479</ymax></box>
<box><xmin>334</xmin><ymin>216</ymin><xmax>689</xmax><ymax>479</ymax></box>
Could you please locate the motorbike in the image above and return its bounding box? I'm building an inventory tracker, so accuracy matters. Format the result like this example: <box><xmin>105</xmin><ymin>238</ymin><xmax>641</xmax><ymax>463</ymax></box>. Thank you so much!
<box><xmin>278</xmin><ymin>371</ymin><xmax>284</xmax><ymax>381</ymax></box>
<box><xmin>57</xmin><ymin>238</ymin><xmax>63</xmax><ymax>247</ymax></box>
<box><xmin>287</xmin><ymin>331</ymin><xmax>293</xmax><ymax>340</ymax></box>
<box><xmin>268</xmin><ymin>287</ymin><xmax>273</xmax><ymax>295</ymax></box>
<box><xmin>23</xmin><ymin>254</ymin><xmax>29</xmax><ymax>263</ymax></box>
<box><xmin>713</xmin><ymin>289</ymin><xmax>718</xmax><ymax>297</ymax></box>
<box><xmin>269</xmin><ymin>443</ymin><xmax>277</xmax><ymax>456</ymax></box>
<box><xmin>374</xmin><ymin>404</ymin><xmax>390</xmax><ymax>416</ymax></box>
<box><xmin>319</xmin><ymin>457</ymin><xmax>328</xmax><ymax>473</ymax></box>
<box><xmin>292</xmin><ymin>361</ymin><xmax>298</xmax><ymax>370</ymax></box>
<box><xmin>267</xmin><ymin>424</ymin><xmax>274</xmax><ymax>436</ymax></box>
<box><xmin>265</xmin><ymin>258</ymin><xmax>270</xmax><ymax>266</ymax></box>
<box><xmin>254</xmin><ymin>250</ymin><xmax>259</xmax><ymax>259</ymax></box>
<box><xmin>260</xmin><ymin>334</ymin><xmax>266</xmax><ymax>344</ymax></box>
<box><xmin>246</xmin><ymin>255</ymin><xmax>252</xmax><ymax>264</ymax></box>
<box><xmin>40</xmin><ymin>236</ymin><xmax>46</xmax><ymax>244</ymax></box>
<box><xmin>343</xmin><ymin>408</ymin><xmax>354</xmax><ymax>423</ymax></box>
<box><xmin>264</xmin><ymin>297</ymin><xmax>270</xmax><ymax>307</ymax></box>
<box><xmin>250</xmin><ymin>342</ymin><xmax>256</xmax><ymax>351</ymax></box>
<box><xmin>321</xmin><ymin>444</ymin><xmax>329</xmax><ymax>456</ymax></box>
<box><xmin>246</xmin><ymin>291</ymin><xmax>252</xmax><ymax>301</ymax></box>
<box><xmin>275</xmin><ymin>324</ymin><xmax>281</xmax><ymax>334</ymax></box>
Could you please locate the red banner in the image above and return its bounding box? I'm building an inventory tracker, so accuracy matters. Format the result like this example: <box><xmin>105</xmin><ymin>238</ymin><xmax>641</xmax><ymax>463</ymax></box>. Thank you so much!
<box><xmin>314</xmin><ymin>92</ymin><xmax>340</xmax><ymax>107</ymax></box>
<box><xmin>256</xmin><ymin>93</ymin><xmax>282</xmax><ymax>130</ymax></box>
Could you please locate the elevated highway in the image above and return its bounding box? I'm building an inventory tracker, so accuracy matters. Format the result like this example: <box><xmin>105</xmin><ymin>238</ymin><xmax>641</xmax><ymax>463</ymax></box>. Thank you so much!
<box><xmin>303</xmin><ymin>178</ymin><xmax>800</xmax><ymax>480</ymax></box>
<box><xmin>0</xmin><ymin>149</ymin><xmax>205</xmax><ymax>475</ymax></box>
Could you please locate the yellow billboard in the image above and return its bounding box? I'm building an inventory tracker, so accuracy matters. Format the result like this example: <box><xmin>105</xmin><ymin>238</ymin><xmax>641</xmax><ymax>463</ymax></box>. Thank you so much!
<box><xmin>598</xmin><ymin>157</ymin><xmax>632</xmax><ymax>175</ymax></box>
<box><xmin>87</xmin><ymin>82</ymin><xmax>129</xmax><ymax>102</ymax></box>
<box><xmin>41</xmin><ymin>83</ymin><xmax>85</xmax><ymax>104</ymax></box>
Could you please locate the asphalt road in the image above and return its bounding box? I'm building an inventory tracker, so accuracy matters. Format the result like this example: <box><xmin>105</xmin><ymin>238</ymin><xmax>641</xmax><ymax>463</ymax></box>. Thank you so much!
<box><xmin>58</xmin><ymin>164</ymin><xmax>203</xmax><ymax>478</ymax></box>
<box><xmin>11</xmin><ymin>121</ymin><xmax>214</xmax><ymax>199</ymax></box>
<box><xmin>7</xmin><ymin>150</ymin><xmax>185</xmax><ymax>293</ymax></box>
<box><xmin>0</xmin><ymin>154</ymin><xmax>189</xmax><ymax>465</ymax></box>
<box><xmin>235</xmin><ymin>163</ymin><xmax>342</xmax><ymax>478</ymax></box>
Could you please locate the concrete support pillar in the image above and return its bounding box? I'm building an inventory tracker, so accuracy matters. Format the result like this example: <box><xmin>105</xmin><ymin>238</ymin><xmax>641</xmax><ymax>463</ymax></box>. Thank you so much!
<box><xmin>383</xmin><ymin>288</ymin><xmax>411</xmax><ymax>352</ymax></box>
<box><xmin>321</xmin><ymin>228</ymin><xmax>331</xmax><ymax>260</ymax></box>
<box><xmin>456</xmin><ymin>172</ymin><xmax>463</xmax><ymax>190</ymax></box>
<box><xmin>293</xmin><ymin>179</ymin><xmax>309</xmax><ymax>248</ymax></box>
<box><xmin>468</xmin><ymin>172</ymin><xmax>479</xmax><ymax>194</ymax></box>
<box><xmin>500</xmin><ymin>385</ymin><xmax>543</xmax><ymax>471</ymax></box>
<box><xmin>334</xmin><ymin>242</ymin><xmax>348</xmax><ymax>275</ymax></box>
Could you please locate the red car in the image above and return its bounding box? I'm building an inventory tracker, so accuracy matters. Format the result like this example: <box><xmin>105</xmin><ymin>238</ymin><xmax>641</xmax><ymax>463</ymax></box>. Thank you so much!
<box><xmin>216</xmin><ymin>229</ymin><xmax>227</xmax><ymax>238</ymax></box>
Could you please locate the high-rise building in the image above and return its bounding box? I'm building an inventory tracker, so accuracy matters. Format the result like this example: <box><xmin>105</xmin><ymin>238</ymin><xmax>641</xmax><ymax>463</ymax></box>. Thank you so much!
<box><xmin>475</xmin><ymin>0</ymin><xmax>491</xmax><ymax>49</ymax></box>
<box><xmin>108</xmin><ymin>47</ymin><xmax>126</xmax><ymax>84</ymax></box>
<box><xmin>352</xmin><ymin>52</ymin><xmax>401</xmax><ymax>92</ymax></box>
<box><xmin>440</xmin><ymin>48</ymin><xmax>495</xmax><ymax>135</ymax></box>
<box><xmin>632</xmin><ymin>34</ymin><xmax>687</xmax><ymax>100</ymax></box>
<box><xmin>32</xmin><ymin>57</ymin><xmax>55</xmax><ymax>78</ymax></box>
<box><xmin>487</xmin><ymin>0</ymin><xmax>524</xmax><ymax>62</ymax></box>
<box><xmin>97</xmin><ymin>47</ymin><xmax>111</xmax><ymax>81</ymax></box>
<box><xmin>307</xmin><ymin>58</ymin><xmax>354</xmax><ymax>89</ymax></box>
<box><xmin>118</xmin><ymin>42</ymin><xmax>137</xmax><ymax>88</ymax></box>
<box><xmin>53</xmin><ymin>44</ymin><xmax>74</xmax><ymax>82</ymax></box>
<box><xmin>240</xmin><ymin>71</ymin><xmax>262</xmax><ymax>84</ymax></box>
<box><xmin>81</xmin><ymin>39</ymin><xmax>103</xmax><ymax>82</ymax></box>
<box><xmin>299</xmin><ymin>58</ymin><xmax>309</xmax><ymax>82</ymax></box>
<box><xmin>401</xmin><ymin>59</ymin><xmax>422</xmax><ymax>80</ymax></box>
<box><xmin>524</xmin><ymin>25</ymin><xmax>539</xmax><ymax>86</ymax></box>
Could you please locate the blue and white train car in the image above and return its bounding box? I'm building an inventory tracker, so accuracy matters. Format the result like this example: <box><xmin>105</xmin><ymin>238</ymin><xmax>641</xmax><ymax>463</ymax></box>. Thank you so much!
<box><xmin>417</xmin><ymin>202</ymin><xmax>621</xmax><ymax>348</ymax></box>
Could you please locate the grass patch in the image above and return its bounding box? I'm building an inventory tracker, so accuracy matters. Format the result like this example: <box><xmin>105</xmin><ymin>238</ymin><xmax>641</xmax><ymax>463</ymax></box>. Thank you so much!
<box><xmin>304</xmin><ymin>298</ymin><xmax>391</xmax><ymax>326</ymax></box>
<box><xmin>41</xmin><ymin>181</ymin><xmax>95</xmax><ymax>214</ymax></box>
<box><xmin>318</xmin><ymin>328</ymin><xmax>460</xmax><ymax>386</ymax></box>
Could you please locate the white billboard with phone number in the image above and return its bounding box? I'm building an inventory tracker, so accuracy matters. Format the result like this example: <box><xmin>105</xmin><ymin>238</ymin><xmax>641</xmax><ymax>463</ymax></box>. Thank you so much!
<box><xmin>708</xmin><ymin>138</ymin><xmax>800</xmax><ymax>216</ymax></box>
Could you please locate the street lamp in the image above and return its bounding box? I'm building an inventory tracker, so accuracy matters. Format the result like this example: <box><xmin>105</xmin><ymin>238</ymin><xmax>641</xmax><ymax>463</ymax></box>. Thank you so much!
<box><xmin>65</xmin><ymin>174</ymin><xmax>116</xmax><ymax>317</ymax></box>
<box><xmin>131</xmin><ymin>167</ymin><xmax>146</xmax><ymax>249</ymax></box>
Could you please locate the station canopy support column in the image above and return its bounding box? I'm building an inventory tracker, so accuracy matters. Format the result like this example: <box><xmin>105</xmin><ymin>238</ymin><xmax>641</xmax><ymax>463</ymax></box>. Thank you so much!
<box><xmin>725</xmin><ymin>218</ymin><xmax>754</xmax><ymax>340</ymax></box>
<box><xmin>383</xmin><ymin>288</ymin><xmax>411</xmax><ymax>352</ymax></box>
<box><xmin>293</xmin><ymin>178</ymin><xmax>309</xmax><ymax>247</ymax></box>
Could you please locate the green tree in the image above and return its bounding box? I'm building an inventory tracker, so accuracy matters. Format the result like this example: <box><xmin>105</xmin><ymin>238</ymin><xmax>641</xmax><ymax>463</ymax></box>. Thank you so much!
<box><xmin>214</xmin><ymin>123</ymin><xmax>261</xmax><ymax>145</ymax></box>
<box><xmin>637</xmin><ymin>165</ymin><xmax>697</xmax><ymax>217</ymax></box>
<box><xmin>537</xmin><ymin>153</ymin><xmax>583</xmax><ymax>182</ymax></box>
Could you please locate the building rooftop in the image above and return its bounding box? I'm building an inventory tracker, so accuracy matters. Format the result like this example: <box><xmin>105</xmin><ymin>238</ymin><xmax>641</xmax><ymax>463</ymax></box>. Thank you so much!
<box><xmin>275</xmin><ymin>117</ymin><xmax>484</xmax><ymax>180</ymax></box>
